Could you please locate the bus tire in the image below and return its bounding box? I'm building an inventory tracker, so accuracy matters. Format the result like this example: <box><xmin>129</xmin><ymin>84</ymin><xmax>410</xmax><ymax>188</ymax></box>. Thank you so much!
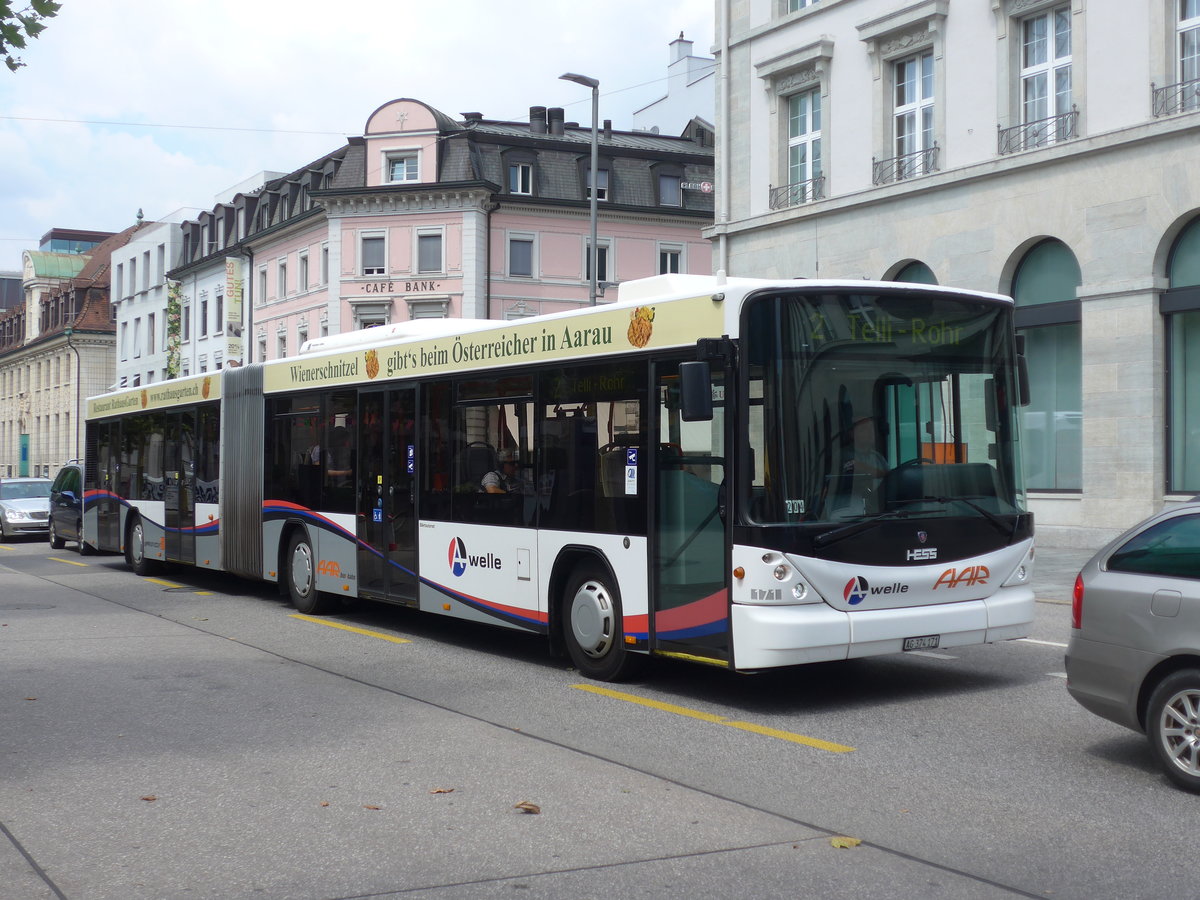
<box><xmin>126</xmin><ymin>517</ymin><xmax>154</xmax><ymax>575</ymax></box>
<box><xmin>287</xmin><ymin>530</ymin><xmax>332</xmax><ymax>615</ymax></box>
<box><xmin>562</xmin><ymin>562</ymin><xmax>642</xmax><ymax>682</ymax></box>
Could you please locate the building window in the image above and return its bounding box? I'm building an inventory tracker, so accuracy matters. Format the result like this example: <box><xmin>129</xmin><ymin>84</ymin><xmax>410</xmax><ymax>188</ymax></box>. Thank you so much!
<box><xmin>387</xmin><ymin>152</ymin><xmax>419</xmax><ymax>183</ymax></box>
<box><xmin>1021</xmin><ymin>7</ymin><xmax>1072</xmax><ymax>137</ymax></box>
<box><xmin>277</xmin><ymin>333</ymin><xmax>287</xmax><ymax>360</ymax></box>
<box><xmin>509</xmin><ymin>162</ymin><xmax>533</xmax><ymax>195</ymax></box>
<box><xmin>1165</xmin><ymin>216</ymin><xmax>1200</xmax><ymax>493</ymax></box>
<box><xmin>182</xmin><ymin>303</ymin><xmax>190</xmax><ymax>342</ymax></box>
<box><xmin>893</xmin><ymin>261</ymin><xmax>938</xmax><ymax>284</ymax></box>
<box><xmin>1012</xmin><ymin>239</ymin><xmax>1082</xmax><ymax>492</ymax></box>
<box><xmin>788</xmin><ymin>88</ymin><xmax>822</xmax><ymax>201</ymax></box>
<box><xmin>1182</xmin><ymin>0</ymin><xmax>1200</xmax><ymax>100</ymax></box>
<box><xmin>509</xmin><ymin>235</ymin><xmax>534</xmax><ymax>277</ymax></box>
<box><xmin>587</xmin><ymin>168</ymin><xmax>610</xmax><ymax>201</ymax></box>
<box><xmin>298</xmin><ymin>324</ymin><xmax>308</xmax><ymax>350</ymax></box>
<box><xmin>417</xmin><ymin>232</ymin><xmax>443</xmax><ymax>274</ymax></box>
<box><xmin>133</xmin><ymin>318</ymin><xmax>142</xmax><ymax>358</ymax></box>
<box><xmin>298</xmin><ymin>252</ymin><xmax>309</xmax><ymax>292</ymax></box>
<box><xmin>586</xmin><ymin>240</ymin><xmax>610</xmax><ymax>283</ymax></box>
<box><xmin>320</xmin><ymin>243</ymin><xmax>329</xmax><ymax>284</ymax></box>
<box><xmin>658</xmin><ymin>244</ymin><xmax>682</xmax><ymax>274</ymax></box>
<box><xmin>361</xmin><ymin>234</ymin><xmax>386</xmax><ymax>276</ymax></box>
<box><xmin>147</xmin><ymin>313</ymin><xmax>156</xmax><ymax>355</ymax></box>
<box><xmin>257</xmin><ymin>268</ymin><xmax>267</xmax><ymax>306</ymax></box>
<box><xmin>894</xmin><ymin>51</ymin><xmax>934</xmax><ymax>177</ymax></box>
<box><xmin>215</xmin><ymin>291</ymin><xmax>224</xmax><ymax>334</ymax></box>
<box><xmin>257</xmin><ymin>336</ymin><xmax>267</xmax><ymax>363</ymax></box>
<box><xmin>199</xmin><ymin>295</ymin><xmax>208</xmax><ymax>338</ymax></box>
<box><xmin>658</xmin><ymin>173</ymin><xmax>682</xmax><ymax>207</ymax></box>
<box><xmin>787</xmin><ymin>0</ymin><xmax>815</xmax><ymax>10</ymax></box>
<box><xmin>115</xmin><ymin>264</ymin><xmax>123</xmax><ymax>300</ymax></box>
<box><xmin>120</xmin><ymin>322</ymin><xmax>128</xmax><ymax>361</ymax></box>
<box><xmin>277</xmin><ymin>260</ymin><xmax>287</xmax><ymax>298</ymax></box>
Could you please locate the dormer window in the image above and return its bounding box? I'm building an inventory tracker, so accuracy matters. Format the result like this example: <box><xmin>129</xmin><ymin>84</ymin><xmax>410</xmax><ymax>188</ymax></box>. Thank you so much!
<box><xmin>587</xmin><ymin>168</ymin><xmax>610</xmax><ymax>201</ymax></box>
<box><xmin>387</xmin><ymin>152</ymin><xmax>419</xmax><ymax>183</ymax></box>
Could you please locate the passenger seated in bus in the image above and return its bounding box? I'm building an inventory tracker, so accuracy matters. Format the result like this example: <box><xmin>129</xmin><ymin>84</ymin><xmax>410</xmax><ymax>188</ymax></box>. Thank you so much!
<box><xmin>481</xmin><ymin>449</ymin><xmax>528</xmax><ymax>494</ymax></box>
<box><xmin>843</xmin><ymin>415</ymin><xmax>888</xmax><ymax>478</ymax></box>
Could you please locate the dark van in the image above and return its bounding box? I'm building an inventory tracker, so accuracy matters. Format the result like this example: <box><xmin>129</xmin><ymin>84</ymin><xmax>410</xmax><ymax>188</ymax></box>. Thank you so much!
<box><xmin>49</xmin><ymin>463</ymin><xmax>91</xmax><ymax>554</ymax></box>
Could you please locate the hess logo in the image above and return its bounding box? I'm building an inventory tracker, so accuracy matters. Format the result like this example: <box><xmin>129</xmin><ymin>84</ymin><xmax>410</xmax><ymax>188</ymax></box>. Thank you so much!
<box><xmin>447</xmin><ymin>537</ymin><xmax>502</xmax><ymax>577</ymax></box>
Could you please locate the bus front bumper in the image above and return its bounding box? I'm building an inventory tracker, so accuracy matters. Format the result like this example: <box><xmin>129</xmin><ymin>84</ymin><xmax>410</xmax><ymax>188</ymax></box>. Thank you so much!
<box><xmin>730</xmin><ymin>586</ymin><xmax>1034</xmax><ymax>670</ymax></box>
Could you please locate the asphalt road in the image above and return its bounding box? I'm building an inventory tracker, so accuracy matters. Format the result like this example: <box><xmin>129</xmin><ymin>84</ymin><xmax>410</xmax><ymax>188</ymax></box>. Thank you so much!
<box><xmin>2</xmin><ymin>535</ymin><xmax>1176</xmax><ymax>900</ymax></box>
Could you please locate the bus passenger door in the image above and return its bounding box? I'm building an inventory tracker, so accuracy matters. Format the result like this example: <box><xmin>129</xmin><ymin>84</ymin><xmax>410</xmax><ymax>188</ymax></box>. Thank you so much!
<box><xmin>94</xmin><ymin>421</ymin><xmax>121</xmax><ymax>551</ymax></box>
<box><xmin>163</xmin><ymin>410</ymin><xmax>196</xmax><ymax>564</ymax></box>
<box><xmin>652</xmin><ymin>361</ymin><xmax>730</xmax><ymax>663</ymax></box>
<box><xmin>357</xmin><ymin>389</ymin><xmax>418</xmax><ymax>604</ymax></box>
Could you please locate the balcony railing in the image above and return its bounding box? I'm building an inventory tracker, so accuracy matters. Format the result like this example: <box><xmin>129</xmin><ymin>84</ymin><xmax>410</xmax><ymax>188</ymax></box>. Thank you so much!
<box><xmin>872</xmin><ymin>143</ymin><xmax>939</xmax><ymax>186</ymax></box>
<box><xmin>768</xmin><ymin>176</ymin><xmax>826</xmax><ymax>210</ymax></box>
<box><xmin>1152</xmin><ymin>78</ymin><xmax>1200</xmax><ymax>117</ymax></box>
<box><xmin>997</xmin><ymin>106</ymin><xmax>1079</xmax><ymax>155</ymax></box>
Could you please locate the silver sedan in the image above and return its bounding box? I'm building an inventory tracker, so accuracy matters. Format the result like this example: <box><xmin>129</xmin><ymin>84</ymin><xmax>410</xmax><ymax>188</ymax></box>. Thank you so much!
<box><xmin>1066</xmin><ymin>500</ymin><xmax>1200</xmax><ymax>791</ymax></box>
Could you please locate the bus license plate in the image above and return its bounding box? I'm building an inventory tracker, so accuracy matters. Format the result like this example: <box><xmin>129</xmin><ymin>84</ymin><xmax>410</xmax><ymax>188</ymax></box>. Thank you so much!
<box><xmin>903</xmin><ymin>634</ymin><xmax>940</xmax><ymax>651</ymax></box>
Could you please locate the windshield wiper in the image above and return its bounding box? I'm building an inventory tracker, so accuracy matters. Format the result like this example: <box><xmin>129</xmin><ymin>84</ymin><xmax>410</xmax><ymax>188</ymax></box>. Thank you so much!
<box><xmin>812</xmin><ymin>509</ymin><xmax>912</xmax><ymax>549</ymax></box>
<box><xmin>890</xmin><ymin>494</ymin><xmax>1017</xmax><ymax>539</ymax></box>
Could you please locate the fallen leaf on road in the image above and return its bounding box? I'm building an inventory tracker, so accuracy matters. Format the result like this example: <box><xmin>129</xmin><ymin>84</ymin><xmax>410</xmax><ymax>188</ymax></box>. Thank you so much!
<box><xmin>513</xmin><ymin>801</ymin><xmax>541</xmax><ymax>814</ymax></box>
<box><xmin>24</xmin><ymin>697</ymin><xmax>36</xmax><ymax>701</ymax></box>
<box><xmin>141</xmin><ymin>795</ymin><xmax>157</xmax><ymax>802</ymax></box>
<box><xmin>429</xmin><ymin>788</ymin><xmax>455</xmax><ymax>794</ymax></box>
<box><xmin>363</xmin><ymin>805</ymin><xmax>381</xmax><ymax>810</ymax></box>
<box><xmin>830</xmin><ymin>836</ymin><xmax>861</xmax><ymax>849</ymax></box>
<box><xmin>319</xmin><ymin>802</ymin><xmax>330</xmax><ymax>807</ymax></box>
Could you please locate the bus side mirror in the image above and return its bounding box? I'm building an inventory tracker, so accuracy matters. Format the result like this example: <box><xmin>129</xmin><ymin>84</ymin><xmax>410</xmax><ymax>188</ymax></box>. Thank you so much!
<box><xmin>679</xmin><ymin>361</ymin><xmax>713</xmax><ymax>422</ymax></box>
<box><xmin>1016</xmin><ymin>334</ymin><xmax>1031</xmax><ymax>407</ymax></box>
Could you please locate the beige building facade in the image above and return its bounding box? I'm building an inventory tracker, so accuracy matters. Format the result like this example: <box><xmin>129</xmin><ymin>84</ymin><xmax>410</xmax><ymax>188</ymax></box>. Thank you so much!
<box><xmin>710</xmin><ymin>0</ymin><xmax>1200</xmax><ymax>547</ymax></box>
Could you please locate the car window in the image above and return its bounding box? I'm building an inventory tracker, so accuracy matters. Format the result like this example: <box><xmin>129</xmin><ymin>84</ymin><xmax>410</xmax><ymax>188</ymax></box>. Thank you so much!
<box><xmin>1108</xmin><ymin>513</ymin><xmax>1200</xmax><ymax>579</ymax></box>
<box><xmin>0</xmin><ymin>481</ymin><xmax>51</xmax><ymax>500</ymax></box>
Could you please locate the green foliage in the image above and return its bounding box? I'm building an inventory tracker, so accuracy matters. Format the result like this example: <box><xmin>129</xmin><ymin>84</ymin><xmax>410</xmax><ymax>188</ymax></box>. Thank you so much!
<box><xmin>1</xmin><ymin>1</ymin><xmax>61</xmax><ymax>72</ymax></box>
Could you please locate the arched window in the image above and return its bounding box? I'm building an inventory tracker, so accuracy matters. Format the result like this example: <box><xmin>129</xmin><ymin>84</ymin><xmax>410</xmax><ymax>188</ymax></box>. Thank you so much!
<box><xmin>1012</xmin><ymin>239</ymin><xmax>1082</xmax><ymax>491</ymax></box>
<box><xmin>1164</xmin><ymin>216</ymin><xmax>1200</xmax><ymax>493</ymax></box>
<box><xmin>893</xmin><ymin>261</ymin><xmax>937</xmax><ymax>284</ymax></box>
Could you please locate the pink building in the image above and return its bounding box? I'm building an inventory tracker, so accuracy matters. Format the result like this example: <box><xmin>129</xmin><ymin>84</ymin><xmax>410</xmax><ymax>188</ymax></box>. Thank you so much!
<box><xmin>170</xmin><ymin>97</ymin><xmax>714</xmax><ymax>363</ymax></box>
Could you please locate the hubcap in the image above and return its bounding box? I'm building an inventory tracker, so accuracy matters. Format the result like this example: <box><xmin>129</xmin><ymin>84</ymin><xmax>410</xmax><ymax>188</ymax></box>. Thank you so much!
<box><xmin>570</xmin><ymin>579</ymin><xmax>614</xmax><ymax>659</ymax></box>
<box><xmin>292</xmin><ymin>541</ymin><xmax>313</xmax><ymax>598</ymax></box>
<box><xmin>131</xmin><ymin>525</ymin><xmax>144</xmax><ymax>564</ymax></box>
<box><xmin>1159</xmin><ymin>688</ymin><xmax>1200</xmax><ymax>776</ymax></box>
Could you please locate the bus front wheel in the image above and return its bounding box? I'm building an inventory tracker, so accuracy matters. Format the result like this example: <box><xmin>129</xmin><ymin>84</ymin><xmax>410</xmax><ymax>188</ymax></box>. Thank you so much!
<box><xmin>562</xmin><ymin>563</ymin><xmax>641</xmax><ymax>682</ymax></box>
<box><xmin>287</xmin><ymin>531</ymin><xmax>333</xmax><ymax>615</ymax></box>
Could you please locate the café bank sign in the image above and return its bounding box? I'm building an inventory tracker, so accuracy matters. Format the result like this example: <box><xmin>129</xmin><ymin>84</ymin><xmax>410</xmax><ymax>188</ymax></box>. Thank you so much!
<box><xmin>360</xmin><ymin>279</ymin><xmax>443</xmax><ymax>294</ymax></box>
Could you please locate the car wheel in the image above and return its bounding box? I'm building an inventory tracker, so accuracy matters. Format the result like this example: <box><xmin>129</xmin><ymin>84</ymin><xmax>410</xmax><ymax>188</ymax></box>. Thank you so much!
<box><xmin>1147</xmin><ymin>669</ymin><xmax>1200</xmax><ymax>792</ymax></box>
<box><xmin>0</xmin><ymin>519</ymin><xmax>7</xmax><ymax>541</ymax></box>
<box><xmin>49</xmin><ymin>521</ymin><xmax>66</xmax><ymax>549</ymax></box>
<box><xmin>287</xmin><ymin>530</ymin><xmax>332</xmax><ymax>614</ymax></box>
<box><xmin>562</xmin><ymin>562</ymin><xmax>642</xmax><ymax>682</ymax></box>
<box><xmin>126</xmin><ymin>517</ymin><xmax>155</xmax><ymax>576</ymax></box>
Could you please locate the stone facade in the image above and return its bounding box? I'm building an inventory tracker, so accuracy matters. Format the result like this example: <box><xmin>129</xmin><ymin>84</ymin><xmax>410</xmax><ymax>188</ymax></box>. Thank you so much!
<box><xmin>711</xmin><ymin>0</ymin><xmax>1200</xmax><ymax>548</ymax></box>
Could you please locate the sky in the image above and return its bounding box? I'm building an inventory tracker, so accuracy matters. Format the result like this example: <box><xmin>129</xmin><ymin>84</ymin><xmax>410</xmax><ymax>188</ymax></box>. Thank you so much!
<box><xmin>0</xmin><ymin>0</ymin><xmax>714</xmax><ymax>273</ymax></box>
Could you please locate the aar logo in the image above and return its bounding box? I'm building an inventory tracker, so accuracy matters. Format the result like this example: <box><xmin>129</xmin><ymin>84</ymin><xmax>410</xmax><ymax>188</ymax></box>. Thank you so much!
<box><xmin>844</xmin><ymin>576</ymin><xmax>869</xmax><ymax>605</ymax></box>
<box><xmin>448</xmin><ymin>537</ymin><xmax>468</xmax><ymax>577</ymax></box>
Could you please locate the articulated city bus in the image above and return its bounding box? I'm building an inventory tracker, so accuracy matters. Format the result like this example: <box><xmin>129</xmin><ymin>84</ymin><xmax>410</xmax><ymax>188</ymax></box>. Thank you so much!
<box><xmin>82</xmin><ymin>273</ymin><xmax>1035</xmax><ymax>680</ymax></box>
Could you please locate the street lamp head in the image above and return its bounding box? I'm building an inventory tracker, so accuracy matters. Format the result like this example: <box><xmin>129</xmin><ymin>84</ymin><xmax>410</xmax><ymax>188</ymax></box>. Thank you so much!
<box><xmin>559</xmin><ymin>72</ymin><xmax>599</xmax><ymax>90</ymax></box>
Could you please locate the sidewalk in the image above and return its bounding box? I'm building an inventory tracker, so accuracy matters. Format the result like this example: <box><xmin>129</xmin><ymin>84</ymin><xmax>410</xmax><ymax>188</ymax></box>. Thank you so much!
<box><xmin>1030</xmin><ymin>541</ymin><xmax>1100</xmax><ymax>604</ymax></box>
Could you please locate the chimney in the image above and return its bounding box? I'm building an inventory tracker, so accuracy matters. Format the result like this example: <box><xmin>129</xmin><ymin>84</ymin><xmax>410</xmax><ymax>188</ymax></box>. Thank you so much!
<box><xmin>603</xmin><ymin>119</ymin><xmax>613</xmax><ymax>141</ymax></box>
<box><xmin>461</xmin><ymin>111</ymin><xmax>483</xmax><ymax>126</ymax></box>
<box><xmin>670</xmin><ymin>31</ymin><xmax>694</xmax><ymax>64</ymax></box>
<box><xmin>529</xmin><ymin>106</ymin><xmax>547</xmax><ymax>134</ymax></box>
<box><xmin>547</xmin><ymin>107</ymin><xmax>565</xmax><ymax>136</ymax></box>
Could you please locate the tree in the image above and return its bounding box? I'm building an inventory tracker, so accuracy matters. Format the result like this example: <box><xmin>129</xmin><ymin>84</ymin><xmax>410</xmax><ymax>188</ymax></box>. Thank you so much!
<box><xmin>1</xmin><ymin>1</ymin><xmax>61</xmax><ymax>72</ymax></box>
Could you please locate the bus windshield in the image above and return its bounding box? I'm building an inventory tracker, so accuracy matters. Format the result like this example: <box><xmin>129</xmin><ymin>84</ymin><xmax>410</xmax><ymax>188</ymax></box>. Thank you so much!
<box><xmin>745</xmin><ymin>289</ymin><xmax>1026</xmax><ymax>526</ymax></box>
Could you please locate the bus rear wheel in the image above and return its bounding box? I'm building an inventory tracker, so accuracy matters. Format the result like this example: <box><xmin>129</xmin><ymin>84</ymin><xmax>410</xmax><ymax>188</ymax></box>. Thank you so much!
<box><xmin>562</xmin><ymin>563</ymin><xmax>641</xmax><ymax>682</ymax></box>
<box><xmin>126</xmin><ymin>517</ymin><xmax>154</xmax><ymax>575</ymax></box>
<box><xmin>287</xmin><ymin>531</ymin><xmax>333</xmax><ymax>615</ymax></box>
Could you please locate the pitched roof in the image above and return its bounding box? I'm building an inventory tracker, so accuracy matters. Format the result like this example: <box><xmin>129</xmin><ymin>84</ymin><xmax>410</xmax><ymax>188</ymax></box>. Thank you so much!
<box><xmin>26</xmin><ymin>251</ymin><xmax>89</xmax><ymax>280</ymax></box>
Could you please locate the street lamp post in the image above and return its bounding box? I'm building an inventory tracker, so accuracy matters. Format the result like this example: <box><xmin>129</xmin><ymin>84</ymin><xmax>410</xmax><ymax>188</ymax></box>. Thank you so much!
<box><xmin>560</xmin><ymin>72</ymin><xmax>600</xmax><ymax>306</ymax></box>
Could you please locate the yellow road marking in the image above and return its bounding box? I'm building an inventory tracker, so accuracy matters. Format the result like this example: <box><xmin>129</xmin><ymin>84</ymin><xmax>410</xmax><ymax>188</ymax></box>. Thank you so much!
<box><xmin>290</xmin><ymin>614</ymin><xmax>412</xmax><ymax>644</ymax></box>
<box><xmin>0</xmin><ymin>544</ymin><xmax>13</xmax><ymax>550</ymax></box>
<box><xmin>145</xmin><ymin>577</ymin><xmax>183</xmax><ymax>588</ymax></box>
<box><xmin>572</xmin><ymin>684</ymin><xmax>855</xmax><ymax>753</ymax></box>
<box><xmin>48</xmin><ymin>556</ymin><xmax>88</xmax><ymax>567</ymax></box>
